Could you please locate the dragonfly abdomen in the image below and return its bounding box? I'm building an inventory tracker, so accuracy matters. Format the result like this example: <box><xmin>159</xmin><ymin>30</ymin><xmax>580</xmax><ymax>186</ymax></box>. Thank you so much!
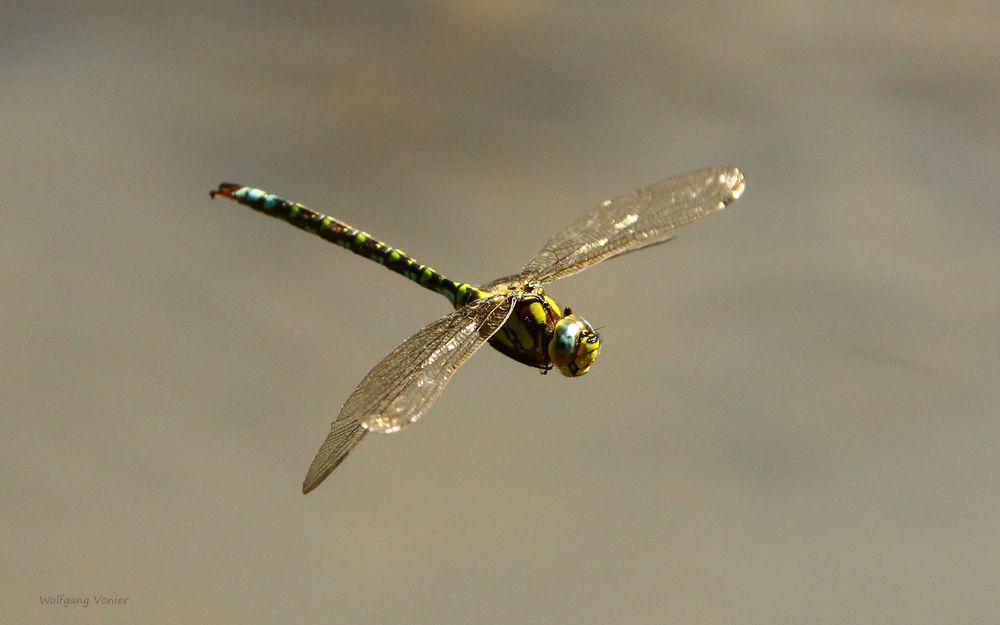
<box><xmin>211</xmin><ymin>184</ymin><xmax>466</xmax><ymax>303</ymax></box>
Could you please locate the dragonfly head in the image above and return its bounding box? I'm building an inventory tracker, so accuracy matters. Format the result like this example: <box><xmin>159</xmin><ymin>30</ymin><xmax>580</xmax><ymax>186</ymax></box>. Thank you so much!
<box><xmin>548</xmin><ymin>310</ymin><xmax>601</xmax><ymax>377</ymax></box>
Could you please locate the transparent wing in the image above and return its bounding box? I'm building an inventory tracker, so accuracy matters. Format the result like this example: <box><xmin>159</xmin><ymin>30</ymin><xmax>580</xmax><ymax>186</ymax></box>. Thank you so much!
<box><xmin>301</xmin><ymin>418</ymin><xmax>366</xmax><ymax>494</ymax></box>
<box><xmin>301</xmin><ymin>293</ymin><xmax>516</xmax><ymax>494</ymax></box>
<box><xmin>496</xmin><ymin>166</ymin><xmax>744</xmax><ymax>287</ymax></box>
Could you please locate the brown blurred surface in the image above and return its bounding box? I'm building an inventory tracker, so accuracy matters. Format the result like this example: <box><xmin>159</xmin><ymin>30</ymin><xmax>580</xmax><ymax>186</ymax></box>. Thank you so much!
<box><xmin>4</xmin><ymin>2</ymin><xmax>999</xmax><ymax>623</ymax></box>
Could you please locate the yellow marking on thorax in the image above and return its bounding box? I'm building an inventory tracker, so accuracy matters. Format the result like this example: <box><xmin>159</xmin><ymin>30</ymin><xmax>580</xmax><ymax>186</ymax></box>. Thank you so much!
<box><xmin>507</xmin><ymin>308</ymin><xmax>538</xmax><ymax>349</ymax></box>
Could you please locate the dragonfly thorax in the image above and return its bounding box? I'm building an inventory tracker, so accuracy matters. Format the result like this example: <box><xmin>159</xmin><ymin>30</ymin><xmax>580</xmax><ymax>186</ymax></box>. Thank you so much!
<box><xmin>482</xmin><ymin>288</ymin><xmax>600</xmax><ymax>377</ymax></box>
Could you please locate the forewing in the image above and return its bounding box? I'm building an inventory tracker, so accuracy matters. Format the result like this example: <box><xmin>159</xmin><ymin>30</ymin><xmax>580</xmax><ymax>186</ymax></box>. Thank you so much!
<box><xmin>517</xmin><ymin>166</ymin><xmax>744</xmax><ymax>284</ymax></box>
<box><xmin>301</xmin><ymin>417</ymin><xmax>366</xmax><ymax>494</ymax></box>
<box><xmin>301</xmin><ymin>293</ymin><xmax>515</xmax><ymax>494</ymax></box>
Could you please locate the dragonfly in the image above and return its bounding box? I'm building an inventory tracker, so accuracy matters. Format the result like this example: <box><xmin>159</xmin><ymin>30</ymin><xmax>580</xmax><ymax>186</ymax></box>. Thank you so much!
<box><xmin>211</xmin><ymin>166</ymin><xmax>745</xmax><ymax>493</ymax></box>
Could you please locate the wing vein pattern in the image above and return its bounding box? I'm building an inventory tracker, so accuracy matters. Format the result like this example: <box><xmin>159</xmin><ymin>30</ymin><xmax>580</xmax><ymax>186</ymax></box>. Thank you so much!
<box><xmin>490</xmin><ymin>166</ymin><xmax>744</xmax><ymax>287</ymax></box>
<box><xmin>302</xmin><ymin>293</ymin><xmax>516</xmax><ymax>493</ymax></box>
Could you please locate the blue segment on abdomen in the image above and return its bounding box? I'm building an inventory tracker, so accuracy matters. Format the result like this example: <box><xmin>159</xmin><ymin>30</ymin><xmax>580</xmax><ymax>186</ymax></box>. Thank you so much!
<box><xmin>232</xmin><ymin>187</ymin><xmax>282</xmax><ymax>212</ymax></box>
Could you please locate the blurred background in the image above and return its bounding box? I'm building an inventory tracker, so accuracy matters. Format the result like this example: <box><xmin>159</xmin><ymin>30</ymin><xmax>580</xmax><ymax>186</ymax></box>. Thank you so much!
<box><xmin>4</xmin><ymin>2</ymin><xmax>999</xmax><ymax>623</ymax></box>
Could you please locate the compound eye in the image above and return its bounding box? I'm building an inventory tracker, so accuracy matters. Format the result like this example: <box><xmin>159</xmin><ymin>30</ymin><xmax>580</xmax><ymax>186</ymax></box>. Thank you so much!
<box><xmin>550</xmin><ymin>319</ymin><xmax>582</xmax><ymax>366</ymax></box>
<box><xmin>548</xmin><ymin>314</ymin><xmax>601</xmax><ymax>377</ymax></box>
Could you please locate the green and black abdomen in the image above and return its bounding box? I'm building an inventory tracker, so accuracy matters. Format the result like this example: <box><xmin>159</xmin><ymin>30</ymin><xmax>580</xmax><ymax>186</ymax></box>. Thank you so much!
<box><xmin>210</xmin><ymin>183</ymin><xmax>596</xmax><ymax>376</ymax></box>
<box><xmin>211</xmin><ymin>184</ymin><xmax>467</xmax><ymax>304</ymax></box>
